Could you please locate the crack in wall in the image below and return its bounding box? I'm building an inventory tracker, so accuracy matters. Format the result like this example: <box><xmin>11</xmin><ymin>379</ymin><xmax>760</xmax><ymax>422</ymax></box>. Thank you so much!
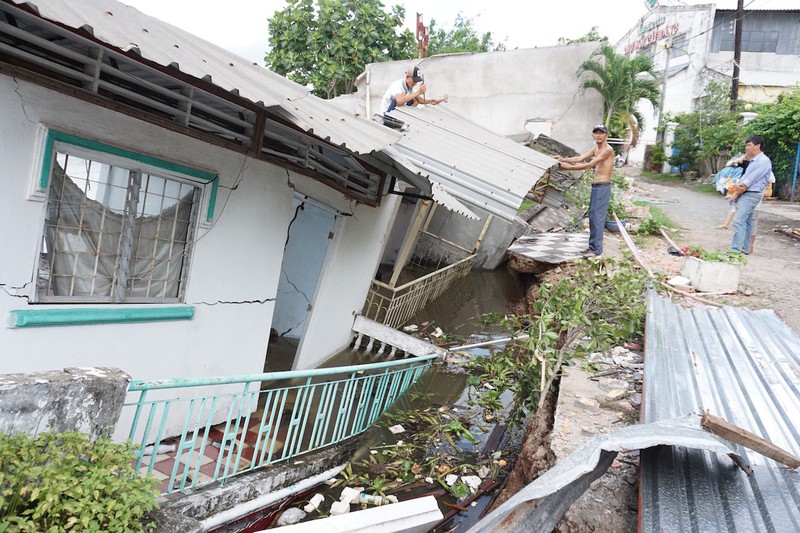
<box><xmin>1</xmin><ymin>281</ymin><xmax>33</xmax><ymax>302</ymax></box>
<box><xmin>193</xmin><ymin>297</ymin><xmax>276</xmax><ymax>306</ymax></box>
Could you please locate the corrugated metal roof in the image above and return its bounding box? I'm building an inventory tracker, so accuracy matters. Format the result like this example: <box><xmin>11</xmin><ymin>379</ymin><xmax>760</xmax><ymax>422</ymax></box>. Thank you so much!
<box><xmin>388</xmin><ymin>106</ymin><xmax>557</xmax><ymax>222</ymax></box>
<box><xmin>641</xmin><ymin>290</ymin><xmax>800</xmax><ymax>532</ymax></box>
<box><xmin>9</xmin><ymin>0</ymin><xmax>400</xmax><ymax>155</ymax></box>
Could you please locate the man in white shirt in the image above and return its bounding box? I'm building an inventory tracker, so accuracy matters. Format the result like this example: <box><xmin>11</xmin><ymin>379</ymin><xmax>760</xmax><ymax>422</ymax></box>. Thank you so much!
<box><xmin>379</xmin><ymin>66</ymin><xmax>444</xmax><ymax>115</ymax></box>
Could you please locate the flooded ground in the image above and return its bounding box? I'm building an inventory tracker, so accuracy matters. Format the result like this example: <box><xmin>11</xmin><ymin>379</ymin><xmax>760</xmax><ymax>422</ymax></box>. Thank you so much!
<box><xmin>292</xmin><ymin>267</ymin><xmax>529</xmax><ymax>530</ymax></box>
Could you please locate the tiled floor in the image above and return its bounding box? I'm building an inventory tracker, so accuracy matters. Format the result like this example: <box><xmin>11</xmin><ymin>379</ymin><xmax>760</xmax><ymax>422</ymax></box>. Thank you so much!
<box><xmin>138</xmin><ymin>409</ymin><xmax>289</xmax><ymax>495</ymax></box>
<box><xmin>507</xmin><ymin>232</ymin><xmax>589</xmax><ymax>264</ymax></box>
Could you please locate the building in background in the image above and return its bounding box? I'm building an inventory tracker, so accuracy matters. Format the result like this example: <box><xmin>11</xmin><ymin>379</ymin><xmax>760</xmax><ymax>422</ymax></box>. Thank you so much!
<box><xmin>615</xmin><ymin>1</ymin><xmax>800</xmax><ymax>165</ymax></box>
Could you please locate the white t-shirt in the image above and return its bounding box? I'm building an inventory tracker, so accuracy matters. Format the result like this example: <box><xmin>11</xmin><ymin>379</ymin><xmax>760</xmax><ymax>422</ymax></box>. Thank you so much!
<box><xmin>380</xmin><ymin>78</ymin><xmax>414</xmax><ymax>115</ymax></box>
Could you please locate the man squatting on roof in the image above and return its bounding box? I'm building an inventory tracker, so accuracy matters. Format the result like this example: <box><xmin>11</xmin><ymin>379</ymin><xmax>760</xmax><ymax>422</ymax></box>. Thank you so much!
<box><xmin>729</xmin><ymin>135</ymin><xmax>772</xmax><ymax>254</ymax></box>
<box><xmin>555</xmin><ymin>125</ymin><xmax>615</xmax><ymax>257</ymax></box>
<box><xmin>379</xmin><ymin>66</ymin><xmax>445</xmax><ymax>115</ymax></box>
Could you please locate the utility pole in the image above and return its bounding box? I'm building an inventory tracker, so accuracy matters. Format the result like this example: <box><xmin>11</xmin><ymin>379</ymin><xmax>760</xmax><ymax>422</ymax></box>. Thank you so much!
<box><xmin>731</xmin><ymin>0</ymin><xmax>744</xmax><ymax>111</ymax></box>
<box><xmin>656</xmin><ymin>36</ymin><xmax>672</xmax><ymax>144</ymax></box>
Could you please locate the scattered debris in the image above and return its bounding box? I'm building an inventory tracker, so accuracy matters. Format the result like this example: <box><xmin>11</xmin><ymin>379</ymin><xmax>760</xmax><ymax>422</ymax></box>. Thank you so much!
<box><xmin>303</xmin><ymin>493</ymin><xmax>325</xmax><ymax>513</ymax></box>
<box><xmin>276</xmin><ymin>507</ymin><xmax>307</xmax><ymax>526</ymax></box>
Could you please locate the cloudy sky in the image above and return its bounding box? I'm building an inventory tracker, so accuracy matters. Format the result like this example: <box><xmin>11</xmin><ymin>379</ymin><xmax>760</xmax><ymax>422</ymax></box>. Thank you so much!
<box><xmin>121</xmin><ymin>0</ymin><xmax>651</xmax><ymax>64</ymax></box>
<box><xmin>121</xmin><ymin>0</ymin><xmax>793</xmax><ymax>65</ymax></box>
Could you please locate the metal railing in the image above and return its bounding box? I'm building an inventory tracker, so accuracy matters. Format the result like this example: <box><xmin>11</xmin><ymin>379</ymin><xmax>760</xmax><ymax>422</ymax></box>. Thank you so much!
<box><xmin>363</xmin><ymin>231</ymin><xmax>475</xmax><ymax>328</ymax></box>
<box><xmin>124</xmin><ymin>355</ymin><xmax>436</xmax><ymax>496</ymax></box>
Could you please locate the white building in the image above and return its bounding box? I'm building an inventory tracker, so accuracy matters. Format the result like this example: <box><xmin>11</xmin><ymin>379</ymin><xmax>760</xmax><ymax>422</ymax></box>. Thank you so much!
<box><xmin>615</xmin><ymin>2</ymin><xmax>800</xmax><ymax>165</ymax></box>
<box><xmin>0</xmin><ymin>0</ymin><xmax>445</xmax><ymax>383</ymax></box>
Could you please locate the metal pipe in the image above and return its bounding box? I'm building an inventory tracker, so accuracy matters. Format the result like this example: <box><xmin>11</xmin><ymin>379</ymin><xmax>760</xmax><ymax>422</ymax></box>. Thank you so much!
<box><xmin>128</xmin><ymin>354</ymin><xmax>437</xmax><ymax>390</ymax></box>
<box><xmin>199</xmin><ymin>464</ymin><xmax>346</xmax><ymax>531</ymax></box>
<box><xmin>792</xmin><ymin>140</ymin><xmax>799</xmax><ymax>203</ymax></box>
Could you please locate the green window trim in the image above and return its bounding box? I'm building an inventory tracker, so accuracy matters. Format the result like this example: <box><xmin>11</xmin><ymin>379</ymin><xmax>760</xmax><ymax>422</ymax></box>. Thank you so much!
<box><xmin>8</xmin><ymin>306</ymin><xmax>195</xmax><ymax>328</ymax></box>
<box><xmin>40</xmin><ymin>130</ymin><xmax>218</xmax><ymax>222</ymax></box>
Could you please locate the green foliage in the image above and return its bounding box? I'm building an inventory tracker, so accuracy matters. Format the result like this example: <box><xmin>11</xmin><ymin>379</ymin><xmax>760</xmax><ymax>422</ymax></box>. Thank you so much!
<box><xmin>668</xmin><ymin>80</ymin><xmax>741</xmax><ymax>173</ymax></box>
<box><xmin>266</xmin><ymin>0</ymin><xmax>415</xmax><ymax>98</ymax></box>
<box><xmin>428</xmin><ymin>13</ymin><xmax>506</xmax><ymax>55</ymax></box>
<box><xmin>681</xmin><ymin>245</ymin><xmax>747</xmax><ymax>264</ymax></box>
<box><xmin>471</xmin><ymin>258</ymin><xmax>650</xmax><ymax>424</ymax></box>
<box><xmin>742</xmin><ymin>87</ymin><xmax>800</xmax><ymax>197</ymax></box>
<box><xmin>577</xmin><ymin>44</ymin><xmax>660</xmax><ymax>141</ymax></box>
<box><xmin>557</xmin><ymin>26</ymin><xmax>606</xmax><ymax>46</ymax></box>
<box><xmin>0</xmin><ymin>431</ymin><xmax>159</xmax><ymax>532</ymax></box>
<box><xmin>648</xmin><ymin>143</ymin><xmax>667</xmax><ymax>169</ymax></box>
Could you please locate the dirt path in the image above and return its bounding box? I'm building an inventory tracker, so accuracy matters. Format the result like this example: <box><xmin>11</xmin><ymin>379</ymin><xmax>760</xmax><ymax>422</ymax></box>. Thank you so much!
<box><xmin>628</xmin><ymin>167</ymin><xmax>800</xmax><ymax>333</ymax></box>
<box><xmin>540</xmin><ymin>167</ymin><xmax>800</xmax><ymax>533</ymax></box>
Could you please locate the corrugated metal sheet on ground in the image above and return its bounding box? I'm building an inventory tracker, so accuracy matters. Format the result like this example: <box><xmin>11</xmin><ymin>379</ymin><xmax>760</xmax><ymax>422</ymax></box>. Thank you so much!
<box><xmin>9</xmin><ymin>0</ymin><xmax>400</xmax><ymax>154</ymax></box>
<box><xmin>388</xmin><ymin>106</ymin><xmax>556</xmax><ymax>222</ymax></box>
<box><xmin>642</xmin><ymin>290</ymin><xmax>800</xmax><ymax>532</ymax></box>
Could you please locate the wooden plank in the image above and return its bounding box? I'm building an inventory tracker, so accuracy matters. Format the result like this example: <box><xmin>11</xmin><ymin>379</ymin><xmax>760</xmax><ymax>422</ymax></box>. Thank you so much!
<box><xmin>701</xmin><ymin>412</ymin><xmax>800</xmax><ymax>469</ymax></box>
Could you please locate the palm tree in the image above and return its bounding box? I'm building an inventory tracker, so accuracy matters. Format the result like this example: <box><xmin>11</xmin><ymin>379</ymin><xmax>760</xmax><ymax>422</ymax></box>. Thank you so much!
<box><xmin>577</xmin><ymin>44</ymin><xmax>661</xmax><ymax>145</ymax></box>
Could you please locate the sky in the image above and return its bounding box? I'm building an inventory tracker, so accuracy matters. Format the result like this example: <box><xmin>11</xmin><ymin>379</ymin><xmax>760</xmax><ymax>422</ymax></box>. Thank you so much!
<box><xmin>122</xmin><ymin>0</ymin><xmax>652</xmax><ymax>64</ymax></box>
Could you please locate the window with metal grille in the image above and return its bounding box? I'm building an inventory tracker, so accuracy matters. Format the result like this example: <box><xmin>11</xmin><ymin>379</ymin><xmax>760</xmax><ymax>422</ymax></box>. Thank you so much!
<box><xmin>37</xmin><ymin>148</ymin><xmax>200</xmax><ymax>303</ymax></box>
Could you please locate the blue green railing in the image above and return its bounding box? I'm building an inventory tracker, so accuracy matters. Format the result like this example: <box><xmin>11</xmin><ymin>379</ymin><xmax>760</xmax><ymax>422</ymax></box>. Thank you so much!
<box><xmin>124</xmin><ymin>355</ymin><xmax>436</xmax><ymax>496</ymax></box>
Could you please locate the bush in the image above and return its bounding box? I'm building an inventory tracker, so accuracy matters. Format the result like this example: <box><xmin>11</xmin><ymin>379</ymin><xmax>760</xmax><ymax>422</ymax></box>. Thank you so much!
<box><xmin>0</xmin><ymin>431</ymin><xmax>159</xmax><ymax>532</ymax></box>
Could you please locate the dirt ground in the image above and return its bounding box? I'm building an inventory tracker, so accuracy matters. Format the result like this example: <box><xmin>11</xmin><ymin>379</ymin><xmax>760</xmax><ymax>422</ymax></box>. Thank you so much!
<box><xmin>542</xmin><ymin>166</ymin><xmax>800</xmax><ymax>533</ymax></box>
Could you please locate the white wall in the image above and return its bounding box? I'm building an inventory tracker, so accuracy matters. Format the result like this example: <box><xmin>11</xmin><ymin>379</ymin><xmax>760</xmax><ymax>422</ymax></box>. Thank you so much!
<box><xmin>0</xmin><ymin>74</ymin><xmax>397</xmax><ymax>381</ymax></box>
<box><xmin>358</xmin><ymin>43</ymin><xmax>604</xmax><ymax>150</ymax></box>
<box><xmin>293</xmin><ymin>193</ymin><xmax>402</xmax><ymax>370</ymax></box>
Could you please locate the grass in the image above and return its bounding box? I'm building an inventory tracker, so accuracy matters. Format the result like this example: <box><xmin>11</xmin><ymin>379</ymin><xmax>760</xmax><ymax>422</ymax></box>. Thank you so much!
<box><xmin>641</xmin><ymin>170</ymin><xmax>686</xmax><ymax>184</ymax></box>
<box><xmin>641</xmin><ymin>170</ymin><xmax>721</xmax><ymax>196</ymax></box>
<box><xmin>517</xmin><ymin>198</ymin><xmax>536</xmax><ymax>214</ymax></box>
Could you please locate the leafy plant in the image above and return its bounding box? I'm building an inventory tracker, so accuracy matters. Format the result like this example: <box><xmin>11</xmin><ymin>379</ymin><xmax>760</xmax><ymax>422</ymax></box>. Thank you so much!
<box><xmin>577</xmin><ymin>43</ymin><xmax>660</xmax><ymax>140</ymax></box>
<box><xmin>680</xmin><ymin>245</ymin><xmax>747</xmax><ymax>264</ymax></box>
<box><xmin>266</xmin><ymin>0</ymin><xmax>415</xmax><ymax>99</ymax></box>
<box><xmin>742</xmin><ymin>87</ymin><xmax>800</xmax><ymax>198</ymax></box>
<box><xmin>427</xmin><ymin>12</ymin><xmax>506</xmax><ymax>55</ymax></box>
<box><xmin>0</xmin><ymin>431</ymin><xmax>159</xmax><ymax>532</ymax></box>
<box><xmin>668</xmin><ymin>80</ymin><xmax>741</xmax><ymax>174</ymax></box>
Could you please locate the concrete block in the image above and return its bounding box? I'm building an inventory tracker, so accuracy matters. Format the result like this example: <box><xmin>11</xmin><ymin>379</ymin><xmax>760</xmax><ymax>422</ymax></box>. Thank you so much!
<box><xmin>0</xmin><ymin>367</ymin><xmax>129</xmax><ymax>438</ymax></box>
<box><xmin>681</xmin><ymin>256</ymin><xmax>741</xmax><ymax>293</ymax></box>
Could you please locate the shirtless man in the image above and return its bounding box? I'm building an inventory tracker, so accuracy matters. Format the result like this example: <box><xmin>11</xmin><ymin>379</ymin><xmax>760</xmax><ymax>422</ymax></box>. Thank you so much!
<box><xmin>555</xmin><ymin>124</ymin><xmax>615</xmax><ymax>257</ymax></box>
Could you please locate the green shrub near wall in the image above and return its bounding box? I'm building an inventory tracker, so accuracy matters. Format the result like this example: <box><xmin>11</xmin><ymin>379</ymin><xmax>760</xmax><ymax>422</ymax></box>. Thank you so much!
<box><xmin>0</xmin><ymin>431</ymin><xmax>159</xmax><ymax>532</ymax></box>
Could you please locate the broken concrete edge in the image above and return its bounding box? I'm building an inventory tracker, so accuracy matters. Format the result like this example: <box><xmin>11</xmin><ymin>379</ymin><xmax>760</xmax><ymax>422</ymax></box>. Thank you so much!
<box><xmin>275</xmin><ymin>495</ymin><xmax>443</xmax><ymax>532</ymax></box>
<box><xmin>0</xmin><ymin>367</ymin><xmax>130</xmax><ymax>439</ymax></box>
<box><xmin>154</xmin><ymin>436</ymin><xmax>363</xmax><ymax>532</ymax></box>
<box><xmin>466</xmin><ymin>415</ymin><xmax>741</xmax><ymax>533</ymax></box>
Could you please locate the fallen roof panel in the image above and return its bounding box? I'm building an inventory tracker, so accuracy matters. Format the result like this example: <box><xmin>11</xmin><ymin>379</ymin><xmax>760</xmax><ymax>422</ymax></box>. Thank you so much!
<box><xmin>641</xmin><ymin>290</ymin><xmax>800</xmax><ymax>532</ymax></box>
<box><xmin>388</xmin><ymin>106</ymin><xmax>557</xmax><ymax>222</ymax></box>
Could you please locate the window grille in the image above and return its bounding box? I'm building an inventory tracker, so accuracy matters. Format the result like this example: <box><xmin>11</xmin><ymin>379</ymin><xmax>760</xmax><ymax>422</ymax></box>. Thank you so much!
<box><xmin>37</xmin><ymin>149</ymin><xmax>199</xmax><ymax>302</ymax></box>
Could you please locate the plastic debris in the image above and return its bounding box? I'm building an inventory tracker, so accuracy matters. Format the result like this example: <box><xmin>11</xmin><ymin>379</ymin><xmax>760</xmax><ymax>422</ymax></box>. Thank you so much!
<box><xmin>276</xmin><ymin>507</ymin><xmax>306</xmax><ymax>526</ymax></box>
<box><xmin>462</xmin><ymin>475</ymin><xmax>482</xmax><ymax>492</ymax></box>
<box><xmin>330</xmin><ymin>501</ymin><xmax>350</xmax><ymax>515</ymax></box>
<box><xmin>303</xmin><ymin>493</ymin><xmax>325</xmax><ymax>513</ymax></box>
<box><xmin>445</xmin><ymin>474</ymin><xmax>459</xmax><ymax>486</ymax></box>
<box><xmin>340</xmin><ymin>486</ymin><xmax>362</xmax><ymax>504</ymax></box>
<box><xmin>388</xmin><ymin>424</ymin><xmax>406</xmax><ymax>434</ymax></box>
<box><xmin>358</xmin><ymin>493</ymin><xmax>389</xmax><ymax>506</ymax></box>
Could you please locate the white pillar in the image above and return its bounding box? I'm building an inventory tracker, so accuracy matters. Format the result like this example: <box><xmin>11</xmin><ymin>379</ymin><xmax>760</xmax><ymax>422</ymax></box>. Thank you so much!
<box><xmin>662</xmin><ymin>122</ymin><xmax>679</xmax><ymax>174</ymax></box>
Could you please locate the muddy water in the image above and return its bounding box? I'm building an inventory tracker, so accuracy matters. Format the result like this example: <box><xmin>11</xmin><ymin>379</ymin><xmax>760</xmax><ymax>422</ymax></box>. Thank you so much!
<box><xmin>321</xmin><ymin>267</ymin><xmax>527</xmax><ymax>530</ymax></box>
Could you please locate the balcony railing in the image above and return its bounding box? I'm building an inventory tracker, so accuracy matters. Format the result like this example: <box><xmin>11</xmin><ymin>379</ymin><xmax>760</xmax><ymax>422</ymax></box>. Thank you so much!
<box><xmin>124</xmin><ymin>355</ymin><xmax>436</xmax><ymax>496</ymax></box>
<box><xmin>363</xmin><ymin>230</ymin><xmax>476</xmax><ymax>328</ymax></box>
